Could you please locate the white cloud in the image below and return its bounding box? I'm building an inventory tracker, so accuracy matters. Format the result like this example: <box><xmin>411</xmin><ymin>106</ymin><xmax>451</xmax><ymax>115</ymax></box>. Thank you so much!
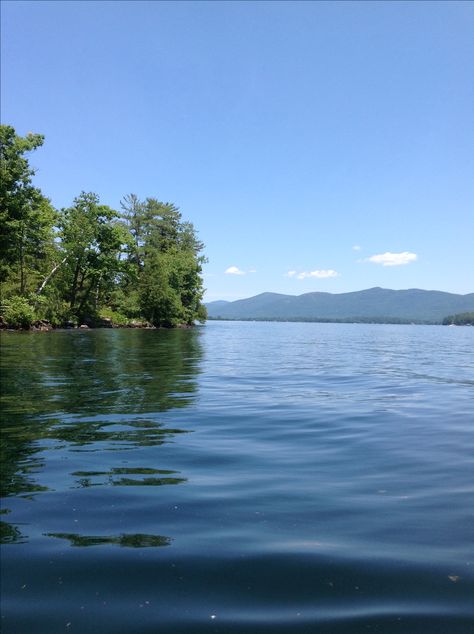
<box><xmin>285</xmin><ymin>270</ymin><xmax>297</xmax><ymax>277</ymax></box>
<box><xmin>367</xmin><ymin>251</ymin><xmax>417</xmax><ymax>267</ymax></box>
<box><xmin>225</xmin><ymin>266</ymin><xmax>246</xmax><ymax>275</ymax></box>
<box><xmin>296</xmin><ymin>270</ymin><xmax>340</xmax><ymax>280</ymax></box>
<box><xmin>352</xmin><ymin>245</ymin><xmax>361</xmax><ymax>251</ymax></box>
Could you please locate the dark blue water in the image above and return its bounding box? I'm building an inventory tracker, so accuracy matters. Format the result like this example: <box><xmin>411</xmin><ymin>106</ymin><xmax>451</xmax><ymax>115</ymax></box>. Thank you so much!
<box><xmin>1</xmin><ymin>322</ymin><xmax>473</xmax><ymax>633</ymax></box>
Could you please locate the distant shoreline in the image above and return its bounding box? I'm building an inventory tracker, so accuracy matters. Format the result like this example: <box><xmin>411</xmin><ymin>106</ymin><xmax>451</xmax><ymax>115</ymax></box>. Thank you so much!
<box><xmin>206</xmin><ymin>317</ymin><xmax>472</xmax><ymax>326</ymax></box>
<box><xmin>206</xmin><ymin>316</ymin><xmax>441</xmax><ymax>325</ymax></box>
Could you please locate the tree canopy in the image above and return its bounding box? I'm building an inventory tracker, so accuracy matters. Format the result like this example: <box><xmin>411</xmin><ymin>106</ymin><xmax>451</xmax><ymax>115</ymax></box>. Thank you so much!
<box><xmin>0</xmin><ymin>125</ymin><xmax>207</xmax><ymax>328</ymax></box>
<box><xmin>442</xmin><ymin>312</ymin><xmax>474</xmax><ymax>326</ymax></box>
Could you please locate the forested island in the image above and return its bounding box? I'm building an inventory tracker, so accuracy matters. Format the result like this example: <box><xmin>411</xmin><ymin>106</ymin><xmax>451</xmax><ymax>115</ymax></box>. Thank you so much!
<box><xmin>0</xmin><ymin>125</ymin><xmax>207</xmax><ymax>329</ymax></box>
<box><xmin>442</xmin><ymin>312</ymin><xmax>474</xmax><ymax>326</ymax></box>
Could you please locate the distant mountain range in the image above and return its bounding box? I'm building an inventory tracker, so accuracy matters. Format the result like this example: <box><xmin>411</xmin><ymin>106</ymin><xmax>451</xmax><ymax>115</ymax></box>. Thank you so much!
<box><xmin>205</xmin><ymin>288</ymin><xmax>474</xmax><ymax>323</ymax></box>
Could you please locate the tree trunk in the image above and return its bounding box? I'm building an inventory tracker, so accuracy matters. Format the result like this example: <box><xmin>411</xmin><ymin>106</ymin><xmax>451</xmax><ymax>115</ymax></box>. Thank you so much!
<box><xmin>19</xmin><ymin>225</ymin><xmax>26</xmax><ymax>295</ymax></box>
<box><xmin>70</xmin><ymin>257</ymin><xmax>82</xmax><ymax>308</ymax></box>
<box><xmin>36</xmin><ymin>257</ymin><xmax>67</xmax><ymax>296</ymax></box>
<box><xmin>94</xmin><ymin>275</ymin><xmax>102</xmax><ymax>310</ymax></box>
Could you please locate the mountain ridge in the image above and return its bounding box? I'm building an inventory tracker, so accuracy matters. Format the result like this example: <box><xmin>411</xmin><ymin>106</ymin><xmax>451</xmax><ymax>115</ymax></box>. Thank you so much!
<box><xmin>205</xmin><ymin>288</ymin><xmax>474</xmax><ymax>323</ymax></box>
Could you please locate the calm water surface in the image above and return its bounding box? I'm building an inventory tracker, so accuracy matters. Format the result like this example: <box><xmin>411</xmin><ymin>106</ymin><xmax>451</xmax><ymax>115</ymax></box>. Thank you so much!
<box><xmin>1</xmin><ymin>322</ymin><xmax>473</xmax><ymax>633</ymax></box>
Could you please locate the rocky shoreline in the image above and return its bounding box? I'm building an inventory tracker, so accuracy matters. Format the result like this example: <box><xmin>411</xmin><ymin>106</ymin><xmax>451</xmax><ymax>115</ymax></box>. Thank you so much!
<box><xmin>0</xmin><ymin>317</ymin><xmax>194</xmax><ymax>332</ymax></box>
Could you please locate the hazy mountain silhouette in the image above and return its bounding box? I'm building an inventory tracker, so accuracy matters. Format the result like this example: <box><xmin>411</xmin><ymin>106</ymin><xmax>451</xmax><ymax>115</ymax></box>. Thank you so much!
<box><xmin>206</xmin><ymin>288</ymin><xmax>474</xmax><ymax>323</ymax></box>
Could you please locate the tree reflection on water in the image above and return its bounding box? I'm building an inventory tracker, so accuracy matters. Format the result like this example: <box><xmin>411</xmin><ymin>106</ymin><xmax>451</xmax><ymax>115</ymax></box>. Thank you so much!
<box><xmin>45</xmin><ymin>532</ymin><xmax>172</xmax><ymax>548</ymax></box>
<box><xmin>0</xmin><ymin>328</ymin><xmax>203</xmax><ymax>544</ymax></box>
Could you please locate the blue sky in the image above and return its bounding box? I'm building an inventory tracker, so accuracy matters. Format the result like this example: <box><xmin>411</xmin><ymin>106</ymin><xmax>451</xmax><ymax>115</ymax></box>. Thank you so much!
<box><xmin>2</xmin><ymin>1</ymin><xmax>473</xmax><ymax>300</ymax></box>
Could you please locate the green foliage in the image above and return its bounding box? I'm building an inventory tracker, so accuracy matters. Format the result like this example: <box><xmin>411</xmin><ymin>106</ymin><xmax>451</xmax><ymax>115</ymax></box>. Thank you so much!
<box><xmin>122</xmin><ymin>193</ymin><xmax>207</xmax><ymax>327</ymax></box>
<box><xmin>196</xmin><ymin>303</ymin><xmax>208</xmax><ymax>323</ymax></box>
<box><xmin>1</xmin><ymin>126</ymin><xmax>207</xmax><ymax>329</ymax></box>
<box><xmin>0</xmin><ymin>125</ymin><xmax>57</xmax><ymax>293</ymax></box>
<box><xmin>99</xmin><ymin>307</ymin><xmax>130</xmax><ymax>326</ymax></box>
<box><xmin>139</xmin><ymin>251</ymin><xmax>183</xmax><ymax>327</ymax></box>
<box><xmin>442</xmin><ymin>312</ymin><xmax>474</xmax><ymax>326</ymax></box>
<box><xmin>108</xmin><ymin>287</ymin><xmax>142</xmax><ymax>319</ymax></box>
<box><xmin>2</xmin><ymin>296</ymin><xmax>36</xmax><ymax>329</ymax></box>
<box><xmin>35</xmin><ymin>295</ymin><xmax>77</xmax><ymax>328</ymax></box>
<box><xmin>58</xmin><ymin>191</ymin><xmax>131</xmax><ymax>322</ymax></box>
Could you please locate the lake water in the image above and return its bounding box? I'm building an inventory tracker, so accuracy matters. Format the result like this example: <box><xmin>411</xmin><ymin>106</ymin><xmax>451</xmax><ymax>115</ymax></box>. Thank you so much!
<box><xmin>1</xmin><ymin>322</ymin><xmax>473</xmax><ymax>633</ymax></box>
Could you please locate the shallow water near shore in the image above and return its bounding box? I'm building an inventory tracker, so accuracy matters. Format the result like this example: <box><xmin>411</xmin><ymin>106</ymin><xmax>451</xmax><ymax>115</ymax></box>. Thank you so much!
<box><xmin>1</xmin><ymin>321</ymin><xmax>473</xmax><ymax>633</ymax></box>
